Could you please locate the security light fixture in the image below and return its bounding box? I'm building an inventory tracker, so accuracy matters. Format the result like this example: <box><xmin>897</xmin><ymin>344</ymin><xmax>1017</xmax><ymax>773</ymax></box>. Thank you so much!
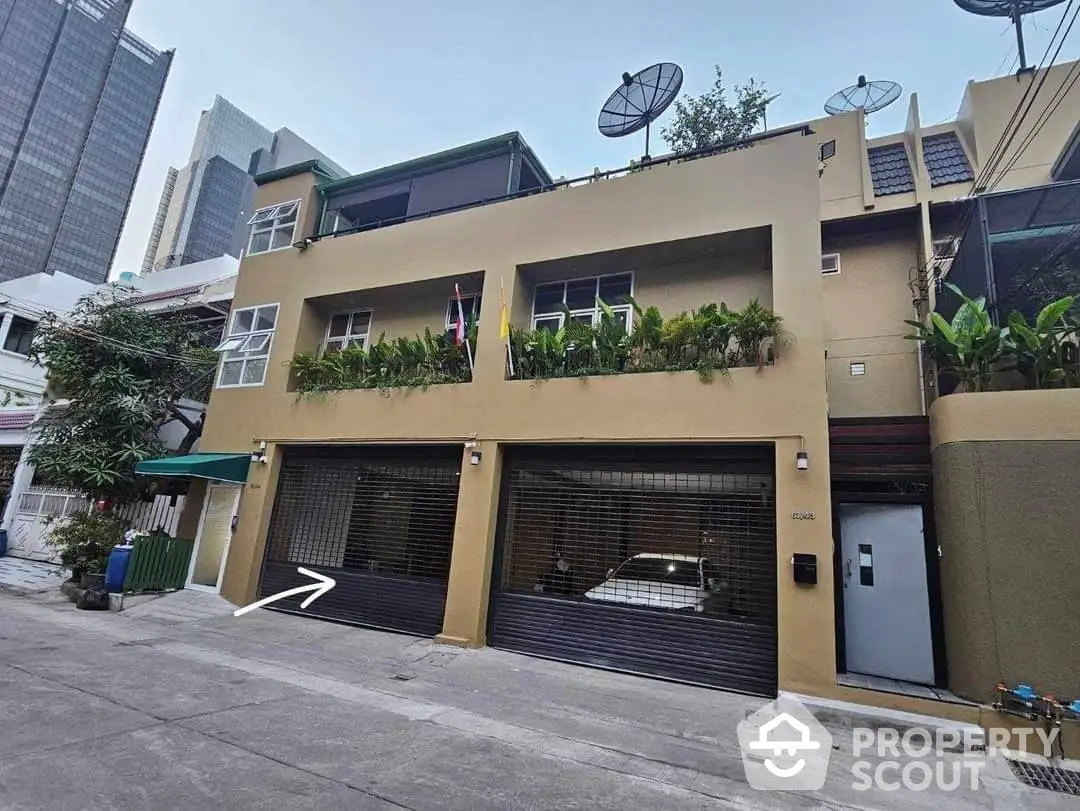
<box><xmin>796</xmin><ymin>451</ymin><xmax>809</xmax><ymax>471</ymax></box>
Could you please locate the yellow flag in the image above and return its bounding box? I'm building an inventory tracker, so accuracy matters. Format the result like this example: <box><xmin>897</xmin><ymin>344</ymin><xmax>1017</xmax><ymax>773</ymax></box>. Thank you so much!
<box><xmin>499</xmin><ymin>276</ymin><xmax>510</xmax><ymax>339</ymax></box>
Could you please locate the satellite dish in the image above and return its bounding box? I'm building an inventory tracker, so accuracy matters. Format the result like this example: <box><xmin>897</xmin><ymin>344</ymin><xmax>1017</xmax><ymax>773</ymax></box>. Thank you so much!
<box><xmin>824</xmin><ymin>76</ymin><xmax>902</xmax><ymax>116</ymax></box>
<box><xmin>953</xmin><ymin>0</ymin><xmax>1068</xmax><ymax>70</ymax></box>
<box><xmin>598</xmin><ymin>62</ymin><xmax>683</xmax><ymax>161</ymax></box>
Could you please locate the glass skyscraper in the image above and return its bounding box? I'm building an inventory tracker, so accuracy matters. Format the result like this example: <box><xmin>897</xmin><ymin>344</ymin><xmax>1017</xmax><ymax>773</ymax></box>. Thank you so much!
<box><xmin>142</xmin><ymin>96</ymin><xmax>346</xmax><ymax>273</ymax></box>
<box><xmin>0</xmin><ymin>0</ymin><xmax>172</xmax><ymax>284</ymax></box>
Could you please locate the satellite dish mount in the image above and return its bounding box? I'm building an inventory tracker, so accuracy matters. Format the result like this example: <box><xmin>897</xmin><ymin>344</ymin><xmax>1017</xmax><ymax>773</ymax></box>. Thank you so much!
<box><xmin>953</xmin><ymin>1</ymin><xmax>1068</xmax><ymax>71</ymax></box>
<box><xmin>824</xmin><ymin>75</ymin><xmax>903</xmax><ymax>117</ymax></box>
<box><xmin>598</xmin><ymin>62</ymin><xmax>684</xmax><ymax>161</ymax></box>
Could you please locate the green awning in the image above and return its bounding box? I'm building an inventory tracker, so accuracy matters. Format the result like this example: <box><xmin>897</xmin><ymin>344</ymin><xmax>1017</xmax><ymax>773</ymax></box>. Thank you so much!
<box><xmin>135</xmin><ymin>453</ymin><xmax>250</xmax><ymax>483</ymax></box>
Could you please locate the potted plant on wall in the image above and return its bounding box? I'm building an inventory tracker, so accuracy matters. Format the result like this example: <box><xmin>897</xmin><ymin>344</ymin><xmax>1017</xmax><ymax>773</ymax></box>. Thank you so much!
<box><xmin>905</xmin><ymin>283</ymin><xmax>1009</xmax><ymax>393</ymax></box>
<box><xmin>1006</xmin><ymin>295</ymin><xmax>1079</xmax><ymax>389</ymax></box>
<box><xmin>46</xmin><ymin>512</ymin><xmax>127</xmax><ymax>591</ymax></box>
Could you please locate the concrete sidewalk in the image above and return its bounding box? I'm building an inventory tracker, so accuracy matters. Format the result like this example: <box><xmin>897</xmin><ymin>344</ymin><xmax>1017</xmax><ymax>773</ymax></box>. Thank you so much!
<box><xmin>0</xmin><ymin>588</ymin><xmax>1073</xmax><ymax>810</ymax></box>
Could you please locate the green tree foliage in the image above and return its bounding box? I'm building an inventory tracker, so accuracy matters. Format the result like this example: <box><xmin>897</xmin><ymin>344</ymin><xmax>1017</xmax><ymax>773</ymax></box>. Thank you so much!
<box><xmin>661</xmin><ymin>66</ymin><xmax>771</xmax><ymax>153</ymax></box>
<box><xmin>28</xmin><ymin>288</ymin><xmax>218</xmax><ymax>502</ymax></box>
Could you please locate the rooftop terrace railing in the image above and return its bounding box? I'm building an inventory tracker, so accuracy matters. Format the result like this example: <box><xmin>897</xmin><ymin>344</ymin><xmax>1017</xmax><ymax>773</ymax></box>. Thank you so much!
<box><xmin>308</xmin><ymin>124</ymin><xmax>815</xmax><ymax>246</ymax></box>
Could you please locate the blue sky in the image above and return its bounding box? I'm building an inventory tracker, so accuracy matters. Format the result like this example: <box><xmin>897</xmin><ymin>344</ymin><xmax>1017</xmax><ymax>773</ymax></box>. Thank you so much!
<box><xmin>113</xmin><ymin>0</ymin><xmax>1080</xmax><ymax>273</ymax></box>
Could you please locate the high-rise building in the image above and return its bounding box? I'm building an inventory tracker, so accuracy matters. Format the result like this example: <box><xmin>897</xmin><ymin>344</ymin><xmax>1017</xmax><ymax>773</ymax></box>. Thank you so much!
<box><xmin>143</xmin><ymin>96</ymin><xmax>346</xmax><ymax>273</ymax></box>
<box><xmin>0</xmin><ymin>0</ymin><xmax>172</xmax><ymax>284</ymax></box>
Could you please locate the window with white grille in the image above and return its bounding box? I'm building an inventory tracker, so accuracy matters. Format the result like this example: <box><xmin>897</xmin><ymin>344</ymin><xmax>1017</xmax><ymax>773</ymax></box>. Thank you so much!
<box><xmin>215</xmin><ymin>304</ymin><xmax>278</xmax><ymax>387</ymax></box>
<box><xmin>323</xmin><ymin>311</ymin><xmax>372</xmax><ymax>354</ymax></box>
<box><xmin>247</xmin><ymin>200</ymin><xmax>301</xmax><ymax>255</ymax></box>
<box><xmin>531</xmin><ymin>273</ymin><xmax>633</xmax><ymax>333</ymax></box>
<box><xmin>821</xmin><ymin>254</ymin><xmax>841</xmax><ymax>276</ymax></box>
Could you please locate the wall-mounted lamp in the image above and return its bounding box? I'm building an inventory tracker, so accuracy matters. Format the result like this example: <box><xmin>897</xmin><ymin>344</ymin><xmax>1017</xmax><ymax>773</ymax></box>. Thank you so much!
<box><xmin>250</xmin><ymin>440</ymin><xmax>268</xmax><ymax>465</ymax></box>
<box><xmin>469</xmin><ymin>449</ymin><xmax>482</xmax><ymax>466</ymax></box>
<box><xmin>796</xmin><ymin>450</ymin><xmax>809</xmax><ymax>471</ymax></box>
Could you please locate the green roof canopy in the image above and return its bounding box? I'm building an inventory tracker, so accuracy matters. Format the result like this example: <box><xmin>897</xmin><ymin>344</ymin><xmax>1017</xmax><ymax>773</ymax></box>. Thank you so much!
<box><xmin>135</xmin><ymin>453</ymin><xmax>250</xmax><ymax>484</ymax></box>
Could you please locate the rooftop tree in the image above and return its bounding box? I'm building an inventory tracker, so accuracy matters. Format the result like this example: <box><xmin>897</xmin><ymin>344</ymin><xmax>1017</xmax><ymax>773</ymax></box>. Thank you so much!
<box><xmin>661</xmin><ymin>66</ymin><xmax>771</xmax><ymax>153</ymax></box>
<box><xmin>28</xmin><ymin>288</ymin><xmax>219</xmax><ymax>504</ymax></box>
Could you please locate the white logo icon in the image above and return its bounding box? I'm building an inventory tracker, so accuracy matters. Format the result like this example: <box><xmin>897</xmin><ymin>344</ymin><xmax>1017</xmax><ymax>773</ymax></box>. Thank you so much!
<box><xmin>737</xmin><ymin>696</ymin><xmax>833</xmax><ymax>791</ymax></box>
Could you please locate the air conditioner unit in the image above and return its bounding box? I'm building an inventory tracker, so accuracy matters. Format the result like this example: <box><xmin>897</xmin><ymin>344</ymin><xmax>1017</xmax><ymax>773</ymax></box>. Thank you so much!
<box><xmin>932</xmin><ymin>237</ymin><xmax>959</xmax><ymax>260</ymax></box>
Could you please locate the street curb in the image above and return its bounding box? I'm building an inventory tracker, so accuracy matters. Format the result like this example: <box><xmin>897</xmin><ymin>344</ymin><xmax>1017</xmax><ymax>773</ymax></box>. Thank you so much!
<box><xmin>780</xmin><ymin>691</ymin><xmax>985</xmax><ymax>753</ymax></box>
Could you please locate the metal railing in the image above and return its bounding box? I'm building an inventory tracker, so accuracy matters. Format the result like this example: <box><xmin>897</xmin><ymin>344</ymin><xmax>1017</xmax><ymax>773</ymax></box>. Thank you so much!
<box><xmin>310</xmin><ymin>124</ymin><xmax>815</xmax><ymax>245</ymax></box>
<box><xmin>121</xmin><ymin>535</ymin><xmax>194</xmax><ymax>595</ymax></box>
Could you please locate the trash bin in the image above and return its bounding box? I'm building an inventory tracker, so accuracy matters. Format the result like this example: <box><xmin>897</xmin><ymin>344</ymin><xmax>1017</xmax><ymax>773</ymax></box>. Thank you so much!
<box><xmin>105</xmin><ymin>544</ymin><xmax>133</xmax><ymax>593</ymax></box>
<box><xmin>0</xmin><ymin>528</ymin><xmax>7</xmax><ymax>557</ymax></box>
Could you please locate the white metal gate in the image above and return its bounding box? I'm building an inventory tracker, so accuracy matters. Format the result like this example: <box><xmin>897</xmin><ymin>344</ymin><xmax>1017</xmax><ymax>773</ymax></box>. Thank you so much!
<box><xmin>9</xmin><ymin>487</ymin><xmax>90</xmax><ymax>562</ymax></box>
<box><xmin>114</xmin><ymin>495</ymin><xmax>185</xmax><ymax>537</ymax></box>
<box><xmin>7</xmin><ymin>490</ymin><xmax>185</xmax><ymax>562</ymax></box>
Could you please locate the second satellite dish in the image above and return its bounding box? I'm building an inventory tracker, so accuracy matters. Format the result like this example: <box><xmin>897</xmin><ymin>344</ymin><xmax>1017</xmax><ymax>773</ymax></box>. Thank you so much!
<box><xmin>598</xmin><ymin>62</ymin><xmax>683</xmax><ymax>160</ymax></box>
<box><xmin>824</xmin><ymin>75</ymin><xmax>902</xmax><ymax>116</ymax></box>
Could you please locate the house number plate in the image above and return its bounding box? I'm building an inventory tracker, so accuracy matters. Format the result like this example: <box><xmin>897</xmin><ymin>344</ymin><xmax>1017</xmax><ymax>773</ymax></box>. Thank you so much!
<box><xmin>791</xmin><ymin>511</ymin><xmax>816</xmax><ymax>520</ymax></box>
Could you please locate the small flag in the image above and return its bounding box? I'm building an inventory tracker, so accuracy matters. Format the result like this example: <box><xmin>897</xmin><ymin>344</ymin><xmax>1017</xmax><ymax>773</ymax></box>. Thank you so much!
<box><xmin>500</xmin><ymin>276</ymin><xmax>514</xmax><ymax>377</ymax></box>
<box><xmin>454</xmin><ymin>283</ymin><xmax>474</xmax><ymax>376</ymax></box>
<box><xmin>453</xmin><ymin>285</ymin><xmax>467</xmax><ymax>347</ymax></box>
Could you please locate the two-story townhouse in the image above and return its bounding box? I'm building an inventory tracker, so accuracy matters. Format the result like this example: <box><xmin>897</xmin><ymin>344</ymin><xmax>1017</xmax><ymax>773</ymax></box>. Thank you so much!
<box><xmin>141</xmin><ymin>62</ymin><xmax>1080</xmax><ymax>716</ymax></box>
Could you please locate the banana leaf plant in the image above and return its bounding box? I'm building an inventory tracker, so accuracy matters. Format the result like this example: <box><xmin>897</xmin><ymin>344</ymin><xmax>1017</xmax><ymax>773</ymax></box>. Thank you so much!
<box><xmin>905</xmin><ymin>283</ymin><xmax>1008</xmax><ymax>393</ymax></box>
<box><xmin>1006</xmin><ymin>295</ymin><xmax>1079</xmax><ymax>389</ymax></box>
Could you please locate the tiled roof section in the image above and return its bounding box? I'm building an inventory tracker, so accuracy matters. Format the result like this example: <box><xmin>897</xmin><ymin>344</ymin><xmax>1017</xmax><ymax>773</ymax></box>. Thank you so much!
<box><xmin>0</xmin><ymin>411</ymin><xmax>36</xmax><ymax>431</ymax></box>
<box><xmin>868</xmin><ymin>143</ymin><xmax>916</xmax><ymax>196</ymax></box>
<box><xmin>923</xmin><ymin>132</ymin><xmax>975</xmax><ymax>187</ymax></box>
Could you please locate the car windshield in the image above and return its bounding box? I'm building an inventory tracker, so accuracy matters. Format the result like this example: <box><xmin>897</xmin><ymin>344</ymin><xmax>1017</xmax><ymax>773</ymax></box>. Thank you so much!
<box><xmin>610</xmin><ymin>558</ymin><xmax>701</xmax><ymax>588</ymax></box>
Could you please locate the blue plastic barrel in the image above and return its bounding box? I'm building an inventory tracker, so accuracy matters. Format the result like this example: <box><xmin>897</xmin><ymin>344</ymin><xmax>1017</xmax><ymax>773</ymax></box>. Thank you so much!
<box><xmin>105</xmin><ymin>544</ymin><xmax>133</xmax><ymax>593</ymax></box>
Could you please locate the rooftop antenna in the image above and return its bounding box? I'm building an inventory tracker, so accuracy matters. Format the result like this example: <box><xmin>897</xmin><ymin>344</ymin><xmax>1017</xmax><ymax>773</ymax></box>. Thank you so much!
<box><xmin>598</xmin><ymin>62</ymin><xmax>683</xmax><ymax>162</ymax></box>
<box><xmin>824</xmin><ymin>75</ymin><xmax>903</xmax><ymax>116</ymax></box>
<box><xmin>762</xmin><ymin>93</ymin><xmax>781</xmax><ymax>132</ymax></box>
<box><xmin>953</xmin><ymin>1</ymin><xmax>1068</xmax><ymax>72</ymax></box>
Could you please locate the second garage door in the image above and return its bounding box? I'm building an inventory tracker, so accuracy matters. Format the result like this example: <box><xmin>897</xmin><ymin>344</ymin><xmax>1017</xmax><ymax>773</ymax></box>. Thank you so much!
<box><xmin>488</xmin><ymin>445</ymin><xmax>778</xmax><ymax>696</ymax></box>
<box><xmin>258</xmin><ymin>446</ymin><xmax>461</xmax><ymax>636</ymax></box>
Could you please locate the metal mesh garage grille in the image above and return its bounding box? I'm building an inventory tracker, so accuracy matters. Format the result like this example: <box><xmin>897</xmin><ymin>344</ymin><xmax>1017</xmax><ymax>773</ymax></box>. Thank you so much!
<box><xmin>266</xmin><ymin>452</ymin><xmax>459</xmax><ymax>579</ymax></box>
<box><xmin>490</xmin><ymin>446</ymin><xmax>778</xmax><ymax>694</ymax></box>
<box><xmin>498</xmin><ymin>463</ymin><xmax>776</xmax><ymax>623</ymax></box>
<box><xmin>1008</xmin><ymin>760</ymin><xmax>1080</xmax><ymax>796</ymax></box>
<box><xmin>259</xmin><ymin>448</ymin><xmax>461</xmax><ymax>635</ymax></box>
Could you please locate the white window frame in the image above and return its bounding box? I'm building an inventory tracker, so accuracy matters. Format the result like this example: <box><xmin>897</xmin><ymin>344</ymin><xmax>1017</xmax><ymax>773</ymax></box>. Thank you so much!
<box><xmin>446</xmin><ymin>293</ymin><xmax>481</xmax><ymax>332</ymax></box>
<box><xmin>530</xmin><ymin>272</ymin><xmax>634</xmax><ymax>332</ymax></box>
<box><xmin>215</xmin><ymin>303</ymin><xmax>278</xmax><ymax>389</ymax></box>
<box><xmin>322</xmin><ymin>310</ymin><xmax>373</xmax><ymax>354</ymax></box>
<box><xmin>246</xmin><ymin>199</ymin><xmax>301</xmax><ymax>256</ymax></box>
<box><xmin>821</xmin><ymin>253</ymin><xmax>841</xmax><ymax>276</ymax></box>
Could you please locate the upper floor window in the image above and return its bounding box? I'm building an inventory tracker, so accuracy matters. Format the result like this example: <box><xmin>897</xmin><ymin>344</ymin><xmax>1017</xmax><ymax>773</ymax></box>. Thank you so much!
<box><xmin>446</xmin><ymin>294</ymin><xmax>481</xmax><ymax>333</ymax></box>
<box><xmin>821</xmin><ymin>253</ymin><xmax>841</xmax><ymax>276</ymax></box>
<box><xmin>532</xmin><ymin>273</ymin><xmax>633</xmax><ymax>333</ymax></box>
<box><xmin>246</xmin><ymin>200</ymin><xmax>301</xmax><ymax>256</ymax></box>
<box><xmin>324</xmin><ymin>310</ymin><xmax>372</xmax><ymax>354</ymax></box>
<box><xmin>215</xmin><ymin>304</ymin><xmax>278</xmax><ymax>388</ymax></box>
<box><xmin>3</xmin><ymin>315</ymin><xmax>36</xmax><ymax>356</ymax></box>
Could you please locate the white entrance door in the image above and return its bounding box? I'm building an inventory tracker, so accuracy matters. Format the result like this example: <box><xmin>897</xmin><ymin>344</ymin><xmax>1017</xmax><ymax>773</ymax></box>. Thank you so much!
<box><xmin>839</xmin><ymin>503</ymin><xmax>935</xmax><ymax>685</ymax></box>
<box><xmin>188</xmin><ymin>483</ymin><xmax>241</xmax><ymax>592</ymax></box>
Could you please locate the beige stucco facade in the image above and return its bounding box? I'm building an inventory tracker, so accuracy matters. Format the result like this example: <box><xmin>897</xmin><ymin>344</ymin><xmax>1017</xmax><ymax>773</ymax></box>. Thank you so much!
<box><xmin>179</xmin><ymin>59</ymin><xmax>1080</xmax><ymax>719</ymax></box>
<box><xmin>931</xmin><ymin>392</ymin><xmax>1080</xmax><ymax>703</ymax></box>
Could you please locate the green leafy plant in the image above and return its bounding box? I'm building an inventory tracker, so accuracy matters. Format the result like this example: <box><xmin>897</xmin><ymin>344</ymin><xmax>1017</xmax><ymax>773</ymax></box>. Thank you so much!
<box><xmin>661</xmin><ymin>66</ymin><xmax>771</xmax><ymax>153</ymax></box>
<box><xmin>291</xmin><ymin>324</ymin><xmax>474</xmax><ymax>395</ymax></box>
<box><xmin>29</xmin><ymin>287</ymin><xmax>219</xmax><ymax>503</ymax></box>
<box><xmin>1006</xmin><ymin>296</ymin><xmax>1079</xmax><ymax>389</ymax></box>
<box><xmin>731</xmin><ymin>299</ymin><xmax>782</xmax><ymax>368</ymax></box>
<box><xmin>510</xmin><ymin>299</ymin><xmax>783</xmax><ymax>382</ymax></box>
<box><xmin>46</xmin><ymin>511</ymin><xmax>127</xmax><ymax>578</ymax></box>
<box><xmin>905</xmin><ymin>283</ymin><xmax>1008</xmax><ymax>393</ymax></box>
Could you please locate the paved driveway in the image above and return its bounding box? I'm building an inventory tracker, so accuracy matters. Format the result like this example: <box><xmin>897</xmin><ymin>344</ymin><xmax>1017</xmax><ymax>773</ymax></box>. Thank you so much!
<box><xmin>0</xmin><ymin>588</ymin><xmax>1074</xmax><ymax>810</ymax></box>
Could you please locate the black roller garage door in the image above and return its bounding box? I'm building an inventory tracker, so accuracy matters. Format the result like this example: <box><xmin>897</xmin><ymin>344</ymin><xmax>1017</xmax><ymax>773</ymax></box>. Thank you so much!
<box><xmin>259</xmin><ymin>446</ymin><xmax>461</xmax><ymax>636</ymax></box>
<box><xmin>488</xmin><ymin>445</ymin><xmax>777</xmax><ymax>696</ymax></box>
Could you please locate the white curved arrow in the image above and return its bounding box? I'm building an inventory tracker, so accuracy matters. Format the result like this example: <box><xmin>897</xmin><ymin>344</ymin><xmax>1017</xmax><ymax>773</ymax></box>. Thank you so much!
<box><xmin>233</xmin><ymin>566</ymin><xmax>336</xmax><ymax>617</ymax></box>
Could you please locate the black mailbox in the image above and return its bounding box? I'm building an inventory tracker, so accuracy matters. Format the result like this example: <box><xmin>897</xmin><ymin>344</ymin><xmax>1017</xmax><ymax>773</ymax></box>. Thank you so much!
<box><xmin>792</xmin><ymin>553</ymin><xmax>817</xmax><ymax>585</ymax></box>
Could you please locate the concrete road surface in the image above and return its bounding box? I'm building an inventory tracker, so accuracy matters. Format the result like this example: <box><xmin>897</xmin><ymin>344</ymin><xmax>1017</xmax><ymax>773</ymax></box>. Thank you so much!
<box><xmin>0</xmin><ymin>586</ymin><xmax>1075</xmax><ymax>810</ymax></box>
